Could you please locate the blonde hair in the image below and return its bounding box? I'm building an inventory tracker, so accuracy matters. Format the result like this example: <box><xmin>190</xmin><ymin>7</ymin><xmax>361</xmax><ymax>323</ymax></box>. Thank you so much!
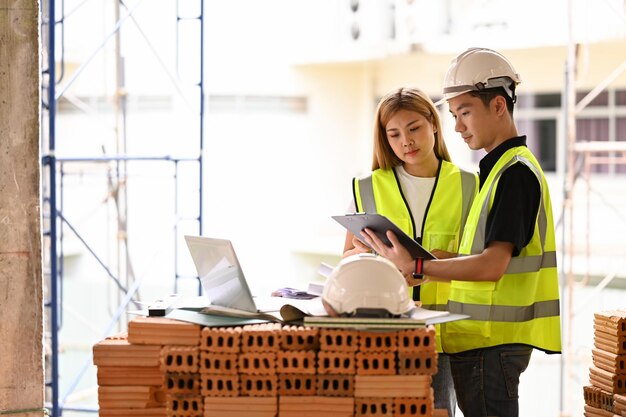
<box><xmin>372</xmin><ymin>87</ymin><xmax>451</xmax><ymax>170</ymax></box>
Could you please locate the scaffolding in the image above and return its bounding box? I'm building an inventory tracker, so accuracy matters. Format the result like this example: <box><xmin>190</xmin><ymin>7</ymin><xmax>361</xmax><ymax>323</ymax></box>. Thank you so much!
<box><xmin>560</xmin><ymin>1</ymin><xmax>626</xmax><ymax>414</ymax></box>
<box><xmin>40</xmin><ymin>1</ymin><xmax>205</xmax><ymax>415</ymax></box>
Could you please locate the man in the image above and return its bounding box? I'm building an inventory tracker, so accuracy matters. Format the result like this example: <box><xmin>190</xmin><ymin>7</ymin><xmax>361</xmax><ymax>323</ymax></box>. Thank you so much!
<box><xmin>362</xmin><ymin>47</ymin><xmax>561</xmax><ymax>417</ymax></box>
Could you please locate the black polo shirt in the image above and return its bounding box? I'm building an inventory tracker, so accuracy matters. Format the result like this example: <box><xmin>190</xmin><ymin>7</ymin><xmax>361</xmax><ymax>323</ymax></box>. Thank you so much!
<box><xmin>479</xmin><ymin>136</ymin><xmax>541</xmax><ymax>257</ymax></box>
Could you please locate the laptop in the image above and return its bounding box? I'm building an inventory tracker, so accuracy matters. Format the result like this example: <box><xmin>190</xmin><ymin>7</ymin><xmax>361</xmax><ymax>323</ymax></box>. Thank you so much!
<box><xmin>184</xmin><ymin>235</ymin><xmax>285</xmax><ymax>313</ymax></box>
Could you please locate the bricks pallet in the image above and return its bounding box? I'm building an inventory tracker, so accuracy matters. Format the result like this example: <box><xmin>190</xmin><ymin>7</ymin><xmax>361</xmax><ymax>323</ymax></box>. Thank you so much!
<box><xmin>93</xmin><ymin>316</ymin><xmax>441</xmax><ymax>417</ymax></box>
<box><xmin>583</xmin><ymin>309</ymin><xmax>626</xmax><ymax>417</ymax></box>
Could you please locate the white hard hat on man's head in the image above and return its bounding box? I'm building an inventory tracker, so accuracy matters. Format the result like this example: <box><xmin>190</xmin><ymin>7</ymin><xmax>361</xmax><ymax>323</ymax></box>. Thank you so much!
<box><xmin>442</xmin><ymin>47</ymin><xmax>521</xmax><ymax>102</ymax></box>
<box><xmin>322</xmin><ymin>253</ymin><xmax>415</xmax><ymax>318</ymax></box>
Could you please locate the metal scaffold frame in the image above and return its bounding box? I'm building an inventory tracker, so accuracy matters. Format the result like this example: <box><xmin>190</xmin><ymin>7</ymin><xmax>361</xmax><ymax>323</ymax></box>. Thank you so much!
<box><xmin>560</xmin><ymin>1</ymin><xmax>626</xmax><ymax>415</ymax></box>
<box><xmin>40</xmin><ymin>1</ymin><xmax>205</xmax><ymax>416</ymax></box>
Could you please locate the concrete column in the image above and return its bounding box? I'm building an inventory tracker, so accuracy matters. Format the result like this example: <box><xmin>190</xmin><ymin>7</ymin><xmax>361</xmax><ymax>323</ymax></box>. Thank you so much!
<box><xmin>0</xmin><ymin>0</ymin><xmax>44</xmax><ymax>415</ymax></box>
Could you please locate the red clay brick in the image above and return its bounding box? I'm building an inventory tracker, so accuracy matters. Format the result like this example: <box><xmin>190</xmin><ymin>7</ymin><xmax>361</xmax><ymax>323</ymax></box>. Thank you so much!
<box><xmin>355</xmin><ymin>397</ymin><xmax>394</xmax><ymax>416</ymax></box>
<box><xmin>238</xmin><ymin>352</ymin><xmax>277</xmax><ymax>375</ymax></box>
<box><xmin>99</xmin><ymin>408</ymin><xmax>167</xmax><ymax>417</ymax></box>
<box><xmin>584</xmin><ymin>385</ymin><xmax>602</xmax><ymax>408</ymax></box>
<box><xmin>358</xmin><ymin>331</ymin><xmax>397</xmax><ymax>352</ymax></box>
<box><xmin>200</xmin><ymin>374</ymin><xmax>239</xmax><ymax>397</ymax></box>
<box><xmin>397</xmin><ymin>351</ymin><xmax>438</xmax><ymax>375</ymax></box>
<box><xmin>93</xmin><ymin>337</ymin><xmax>162</xmax><ymax>367</ymax></box>
<box><xmin>595</xmin><ymin>322</ymin><xmax>626</xmax><ymax>339</ymax></box>
<box><xmin>166</xmin><ymin>394</ymin><xmax>203</xmax><ymax>417</ymax></box>
<box><xmin>97</xmin><ymin>366</ymin><xmax>164</xmax><ymax>386</ymax></box>
<box><xmin>242</xmin><ymin>323</ymin><xmax>282</xmax><ymax>352</ymax></box>
<box><xmin>394</xmin><ymin>397</ymin><xmax>433</xmax><ymax>417</ymax></box>
<box><xmin>97</xmin><ymin>385</ymin><xmax>163</xmax><ymax>409</ymax></box>
<box><xmin>279</xmin><ymin>396</ymin><xmax>354</xmax><ymax>417</ymax></box>
<box><xmin>590</xmin><ymin>365</ymin><xmax>626</xmax><ymax>394</ymax></box>
<box><xmin>199</xmin><ymin>352</ymin><xmax>238</xmax><ymax>374</ymax></box>
<box><xmin>595</xmin><ymin>330</ymin><xmax>626</xmax><ymax>355</ymax></box>
<box><xmin>278</xmin><ymin>374</ymin><xmax>317</xmax><ymax>396</ymax></box>
<box><xmin>155</xmin><ymin>387</ymin><xmax>167</xmax><ymax>403</ymax></box>
<box><xmin>614</xmin><ymin>393</ymin><xmax>626</xmax><ymax>415</ymax></box>
<box><xmin>128</xmin><ymin>317</ymin><xmax>200</xmax><ymax>346</ymax></box>
<box><xmin>281</xmin><ymin>325</ymin><xmax>320</xmax><ymax>351</ymax></box>
<box><xmin>583</xmin><ymin>404</ymin><xmax>615</xmax><ymax>417</ymax></box>
<box><xmin>318</xmin><ymin>351</ymin><xmax>356</xmax><ymax>375</ymax></box>
<box><xmin>240</xmin><ymin>374</ymin><xmax>278</xmax><ymax>397</ymax></box>
<box><xmin>165</xmin><ymin>373</ymin><xmax>200</xmax><ymax>395</ymax></box>
<box><xmin>200</xmin><ymin>327</ymin><xmax>242</xmax><ymax>353</ymax></box>
<box><xmin>320</xmin><ymin>329</ymin><xmax>359</xmax><ymax>352</ymax></box>
<box><xmin>161</xmin><ymin>346</ymin><xmax>199</xmax><ymax>373</ymax></box>
<box><xmin>594</xmin><ymin>310</ymin><xmax>626</xmax><ymax>335</ymax></box>
<box><xmin>277</xmin><ymin>350</ymin><xmax>316</xmax><ymax>374</ymax></box>
<box><xmin>599</xmin><ymin>389</ymin><xmax>614</xmax><ymax>412</ymax></box>
<box><xmin>354</xmin><ymin>375</ymin><xmax>432</xmax><ymax>398</ymax></box>
<box><xmin>593</xmin><ymin>348</ymin><xmax>626</xmax><ymax>375</ymax></box>
<box><xmin>204</xmin><ymin>396</ymin><xmax>277</xmax><ymax>417</ymax></box>
<box><xmin>356</xmin><ymin>352</ymin><xmax>396</xmax><ymax>375</ymax></box>
<box><xmin>317</xmin><ymin>374</ymin><xmax>355</xmax><ymax>397</ymax></box>
<box><xmin>397</xmin><ymin>327</ymin><xmax>436</xmax><ymax>354</ymax></box>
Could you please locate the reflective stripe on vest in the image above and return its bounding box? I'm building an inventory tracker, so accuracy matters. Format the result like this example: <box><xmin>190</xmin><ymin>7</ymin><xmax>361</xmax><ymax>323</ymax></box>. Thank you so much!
<box><xmin>459</xmin><ymin>169</ymin><xmax>477</xmax><ymax>242</ymax></box>
<box><xmin>469</xmin><ymin>155</ymin><xmax>556</xmax><ymax>274</ymax></box>
<box><xmin>448</xmin><ymin>299</ymin><xmax>560</xmax><ymax>322</ymax></box>
<box><xmin>420</xmin><ymin>303</ymin><xmax>449</xmax><ymax>311</ymax></box>
<box><xmin>358</xmin><ymin>175</ymin><xmax>376</xmax><ymax>214</ymax></box>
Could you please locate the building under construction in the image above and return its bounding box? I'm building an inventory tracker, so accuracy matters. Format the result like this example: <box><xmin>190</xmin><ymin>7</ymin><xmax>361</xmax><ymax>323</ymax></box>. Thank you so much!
<box><xmin>1</xmin><ymin>0</ymin><xmax>626</xmax><ymax>416</ymax></box>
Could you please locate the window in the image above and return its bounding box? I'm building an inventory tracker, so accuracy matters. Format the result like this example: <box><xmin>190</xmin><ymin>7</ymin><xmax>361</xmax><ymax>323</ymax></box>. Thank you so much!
<box><xmin>517</xmin><ymin>93</ymin><xmax>561</xmax><ymax>109</ymax></box>
<box><xmin>617</xmin><ymin>117</ymin><xmax>626</xmax><ymax>174</ymax></box>
<box><xmin>517</xmin><ymin>119</ymin><xmax>557</xmax><ymax>172</ymax></box>
<box><xmin>514</xmin><ymin>88</ymin><xmax>626</xmax><ymax>175</ymax></box>
<box><xmin>576</xmin><ymin>90</ymin><xmax>609</xmax><ymax>107</ymax></box>
<box><xmin>576</xmin><ymin>117</ymin><xmax>610</xmax><ymax>173</ymax></box>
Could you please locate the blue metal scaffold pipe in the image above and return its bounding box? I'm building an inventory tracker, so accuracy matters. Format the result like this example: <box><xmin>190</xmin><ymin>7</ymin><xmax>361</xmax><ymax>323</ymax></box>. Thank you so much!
<box><xmin>45</xmin><ymin>0</ymin><xmax>60</xmax><ymax>414</ymax></box>
<box><xmin>42</xmin><ymin>0</ymin><xmax>205</xmax><ymax>415</ymax></box>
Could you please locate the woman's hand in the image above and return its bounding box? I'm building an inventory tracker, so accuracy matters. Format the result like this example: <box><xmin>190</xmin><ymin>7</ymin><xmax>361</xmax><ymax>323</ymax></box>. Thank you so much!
<box><xmin>405</xmin><ymin>274</ymin><xmax>429</xmax><ymax>288</ymax></box>
<box><xmin>430</xmin><ymin>249</ymin><xmax>457</xmax><ymax>259</ymax></box>
<box><xmin>342</xmin><ymin>236</ymin><xmax>371</xmax><ymax>258</ymax></box>
<box><xmin>360</xmin><ymin>228</ymin><xmax>415</xmax><ymax>277</ymax></box>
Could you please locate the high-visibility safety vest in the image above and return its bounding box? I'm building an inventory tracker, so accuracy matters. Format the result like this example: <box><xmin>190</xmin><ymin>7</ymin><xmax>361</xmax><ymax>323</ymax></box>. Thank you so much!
<box><xmin>443</xmin><ymin>146</ymin><xmax>562</xmax><ymax>354</ymax></box>
<box><xmin>353</xmin><ymin>160</ymin><xmax>478</xmax><ymax>351</ymax></box>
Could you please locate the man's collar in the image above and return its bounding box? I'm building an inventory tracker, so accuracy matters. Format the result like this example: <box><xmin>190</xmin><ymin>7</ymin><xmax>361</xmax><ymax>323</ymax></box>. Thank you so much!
<box><xmin>479</xmin><ymin>136</ymin><xmax>527</xmax><ymax>186</ymax></box>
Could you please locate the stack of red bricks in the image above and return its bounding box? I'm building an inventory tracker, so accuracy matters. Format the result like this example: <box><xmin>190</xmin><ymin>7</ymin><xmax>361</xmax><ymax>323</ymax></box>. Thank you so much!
<box><xmin>93</xmin><ymin>316</ymin><xmax>202</xmax><ymax>416</ymax></box>
<box><xmin>94</xmin><ymin>316</ymin><xmax>440</xmax><ymax>416</ymax></box>
<box><xmin>583</xmin><ymin>309</ymin><xmax>626</xmax><ymax>417</ymax></box>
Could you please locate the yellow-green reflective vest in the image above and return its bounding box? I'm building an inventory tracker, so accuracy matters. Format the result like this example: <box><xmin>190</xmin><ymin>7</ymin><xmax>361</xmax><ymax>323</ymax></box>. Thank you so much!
<box><xmin>353</xmin><ymin>160</ymin><xmax>477</xmax><ymax>352</ymax></box>
<box><xmin>443</xmin><ymin>146</ymin><xmax>562</xmax><ymax>354</ymax></box>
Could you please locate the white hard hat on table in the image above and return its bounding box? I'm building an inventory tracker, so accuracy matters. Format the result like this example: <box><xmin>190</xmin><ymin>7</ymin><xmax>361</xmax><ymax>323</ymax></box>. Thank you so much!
<box><xmin>322</xmin><ymin>253</ymin><xmax>415</xmax><ymax>317</ymax></box>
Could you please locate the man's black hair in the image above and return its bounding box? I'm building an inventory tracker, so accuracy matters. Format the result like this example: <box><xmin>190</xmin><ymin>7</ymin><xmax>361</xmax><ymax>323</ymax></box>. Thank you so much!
<box><xmin>469</xmin><ymin>86</ymin><xmax>516</xmax><ymax>115</ymax></box>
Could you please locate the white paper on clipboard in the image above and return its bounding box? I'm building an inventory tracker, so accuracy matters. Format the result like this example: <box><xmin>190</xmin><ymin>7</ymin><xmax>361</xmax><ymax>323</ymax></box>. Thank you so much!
<box><xmin>332</xmin><ymin>213</ymin><xmax>436</xmax><ymax>260</ymax></box>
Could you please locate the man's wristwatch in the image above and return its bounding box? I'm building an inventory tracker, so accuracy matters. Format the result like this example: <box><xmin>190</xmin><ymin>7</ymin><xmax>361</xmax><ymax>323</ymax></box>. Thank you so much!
<box><xmin>412</xmin><ymin>257</ymin><xmax>424</xmax><ymax>279</ymax></box>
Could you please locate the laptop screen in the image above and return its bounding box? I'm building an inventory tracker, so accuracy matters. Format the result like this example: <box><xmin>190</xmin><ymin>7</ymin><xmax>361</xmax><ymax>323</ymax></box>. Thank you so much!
<box><xmin>184</xmin><ymin>235</ymin><xmax>258</xmax><ymax>312</ymax></box>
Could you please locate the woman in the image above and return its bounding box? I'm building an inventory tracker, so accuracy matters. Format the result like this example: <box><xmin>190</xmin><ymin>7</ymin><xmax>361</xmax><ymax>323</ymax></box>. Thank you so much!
<box><xmin>342</xmin><ymin>87</ymin><xmax>477</xmax><ymax>416</ymax></box>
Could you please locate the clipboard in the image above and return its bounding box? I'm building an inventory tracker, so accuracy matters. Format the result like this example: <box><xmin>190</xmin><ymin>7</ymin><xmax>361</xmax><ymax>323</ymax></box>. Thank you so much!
<box><xmin>332</xmin><ymin>213</ymin><xmax>436</xmax><ymax>260</ymax></box>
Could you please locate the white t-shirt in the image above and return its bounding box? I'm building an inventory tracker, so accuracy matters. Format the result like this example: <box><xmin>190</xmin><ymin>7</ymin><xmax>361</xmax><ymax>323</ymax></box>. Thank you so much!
<box><xmin>348</xmin><ymin>165</ymin><xmax>436</xmax><ymax>238</ymax></box>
